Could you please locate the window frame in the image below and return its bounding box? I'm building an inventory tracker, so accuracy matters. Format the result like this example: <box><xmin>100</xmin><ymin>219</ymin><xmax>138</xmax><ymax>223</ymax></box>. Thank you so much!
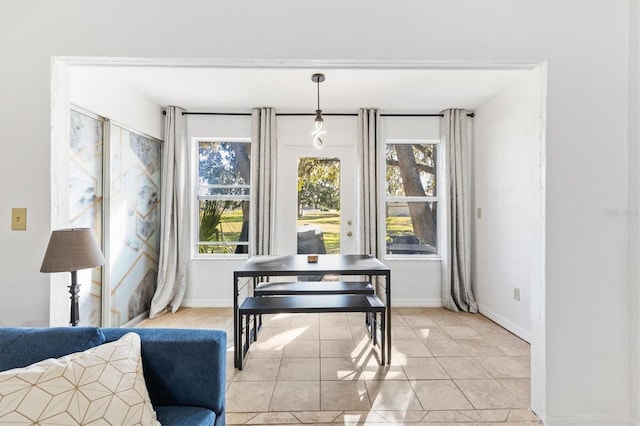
<box><xmin>382</xmin><ymin>138</ymin><xmax>442</xmax><ymax>259</ymax></box>
<box><xmin>192</xmin><ymin>137</ymin><xmax>252</xmax><ymax>258</ymax></box>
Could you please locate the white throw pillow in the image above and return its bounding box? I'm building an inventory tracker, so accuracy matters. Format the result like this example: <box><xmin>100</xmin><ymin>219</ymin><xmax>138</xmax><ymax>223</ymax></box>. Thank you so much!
<box><xmin>0</xmin><ymin>332</ymin><xmax>160</xmax><ymax>425</ymax></box>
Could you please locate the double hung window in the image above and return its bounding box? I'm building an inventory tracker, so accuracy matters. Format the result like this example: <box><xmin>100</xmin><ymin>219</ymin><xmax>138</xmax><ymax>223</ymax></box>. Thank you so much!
<box><xmin>385</xmin><ymin>140</ymin><xmax>439</xmax><ymax>256</ymax></box>
<box><xmin>196</xmin><ymin>139</ymin><xmax>251</xmax><ymax>255</ymax></box>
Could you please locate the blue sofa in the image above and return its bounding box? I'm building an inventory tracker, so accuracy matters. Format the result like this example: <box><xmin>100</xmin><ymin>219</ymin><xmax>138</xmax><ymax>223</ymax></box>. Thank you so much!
<box><xmin>0</xmin><ymin>326</ymin><xmax>226</xmax><ymax>426</ymax></box>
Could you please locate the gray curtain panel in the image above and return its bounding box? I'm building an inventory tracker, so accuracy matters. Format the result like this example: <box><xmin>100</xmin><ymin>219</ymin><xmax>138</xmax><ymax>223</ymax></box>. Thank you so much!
<box><xmin>357</xmin><ymin>108</ymin><xmax>381</xmax><ymax>258</ymax></box>
<box><xmin>250</xmin><ymin>108</ymin><xmax>277</xmax><ymax>256</ymax></box>
<box><xmin>440</xmin><ymin>109</ymin><xmax>478</xmax><ymax>313</ymax></box>
<box><xmin>150</xmin><ymin>106</ymin><xmax>189</xmax><ymax>318</ymax></box>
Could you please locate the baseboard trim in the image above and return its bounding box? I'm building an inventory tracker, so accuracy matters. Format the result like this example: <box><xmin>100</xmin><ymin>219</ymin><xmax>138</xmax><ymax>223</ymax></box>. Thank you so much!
<box><xmin>477</xmin><ymin>303</ymin><xmax>532</xmax><ymax>343</ymax></box>
<box><xmin>182</xmin><ymin>299</ymin><xmax>233</xmax><ymax>308</ymax></box>
<box><xmin>545</xmin><ymin>415</ymin><xmax>630</xmax><ymax>425</ymax></box>
<box><xmin>393</xmin><ymin>298</ymin><xmax>442</xmax><ymax>307</ymax></box>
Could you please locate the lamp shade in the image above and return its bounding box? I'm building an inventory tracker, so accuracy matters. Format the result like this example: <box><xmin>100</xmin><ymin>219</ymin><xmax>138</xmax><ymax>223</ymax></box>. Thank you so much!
<box><xmin>40</xmin><ymin>228</ymin><xmax>105</xmax><ymax>273</ymax></box>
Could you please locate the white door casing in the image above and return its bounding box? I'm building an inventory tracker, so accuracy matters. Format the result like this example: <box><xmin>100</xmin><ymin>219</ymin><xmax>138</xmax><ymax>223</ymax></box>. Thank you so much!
<box><xmin>277</xmin><ymin>144</ymin><xmax>356</xmax><ymax>255</ymax></box>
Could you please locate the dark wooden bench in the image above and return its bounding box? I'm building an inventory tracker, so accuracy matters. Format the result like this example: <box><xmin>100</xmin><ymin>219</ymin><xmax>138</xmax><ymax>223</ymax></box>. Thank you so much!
<box><xmin>252</xmin><ymin>281</ymin><xmax>375</xmax><ymax>333</ymax></box>
<box><xmin>254</xmin><ymin>280</ymin><xmax>374</xmax><ymax>296</ymax></box>
<box><xmin>237</xmin><ymin>294</ymin><xmax>386</xmax><ymax>369</ymax></box>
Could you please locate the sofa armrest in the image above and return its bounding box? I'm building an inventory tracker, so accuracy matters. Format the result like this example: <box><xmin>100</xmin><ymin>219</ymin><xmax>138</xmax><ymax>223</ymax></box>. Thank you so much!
<box><xmin>102</xmin><ymin>328</ymin><xmax>226</xmax><ymax>418</ymax></box>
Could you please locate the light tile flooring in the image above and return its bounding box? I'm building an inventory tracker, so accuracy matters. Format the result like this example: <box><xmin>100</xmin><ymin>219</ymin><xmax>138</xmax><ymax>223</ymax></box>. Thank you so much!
<box><xmin>138</xmin><ymin>307</ymin><xmax>542</xmax><ymax>425</ymax></box>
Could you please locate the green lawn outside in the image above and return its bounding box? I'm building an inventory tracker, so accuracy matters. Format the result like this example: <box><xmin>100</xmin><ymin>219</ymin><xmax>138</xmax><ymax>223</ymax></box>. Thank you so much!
<box><xmin>385</xmin><ymin>216</ymin><xmax>414</xmax><ymax>236</ymax></box>
<box><xmin>204</xmin><ymin>208</ymin><xmax>413</xmax><ymax>254</ymax></box>
<box><xmin>217</xmin><ymin>209</ymin><xmax>244</xmax><ymax>241</ymax></box>
<box><xmin>298</xmin><ymin>211</ymin><xmax>340</xmax><ymax>254</ymax></box>
<box><xmin>298</xmin><ymin>211</ymin><xmax>413</xmax><ymax>253</ymax></box>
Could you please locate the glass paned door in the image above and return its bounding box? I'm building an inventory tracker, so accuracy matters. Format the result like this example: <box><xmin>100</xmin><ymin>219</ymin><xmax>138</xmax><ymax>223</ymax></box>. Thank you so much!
<box><xmin>278</xmin><ymin>146</ymin><xmax>356</xmax><ymax>256</ymax></box>
<box><xmin>297</xmin><ymin>157</ymin><xmax>341</xmax><ymax>255</ymax></box>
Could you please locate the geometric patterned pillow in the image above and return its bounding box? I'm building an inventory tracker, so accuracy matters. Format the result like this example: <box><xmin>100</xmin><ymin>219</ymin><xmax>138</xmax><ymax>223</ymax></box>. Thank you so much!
<box><xmin>0</xmin><ymin>332</ymin><xmax>160</xmax><ymax>425</ymax></box>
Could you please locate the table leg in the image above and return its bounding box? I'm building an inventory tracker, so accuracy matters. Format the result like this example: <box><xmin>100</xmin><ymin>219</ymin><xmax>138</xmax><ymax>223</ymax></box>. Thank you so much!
<box><xmin>236</xmin><ymin>308</ymin><xmax>243</xmax><ymax>370</ymax></box>
<box><xmin>233</xmin><ymin>274</ymin><xmax>240</xmax><ymax>369</ymax></box>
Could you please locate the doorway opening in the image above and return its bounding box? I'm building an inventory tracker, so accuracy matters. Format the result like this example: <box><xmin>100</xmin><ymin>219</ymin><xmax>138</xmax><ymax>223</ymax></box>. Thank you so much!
<box><xmin>54</xmin><ymin>57</ymin><xmax>547</xmax><ymax>420</ymax></box>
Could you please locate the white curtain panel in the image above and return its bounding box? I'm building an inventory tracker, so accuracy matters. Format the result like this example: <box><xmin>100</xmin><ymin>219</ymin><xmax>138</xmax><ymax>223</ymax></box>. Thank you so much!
<box><xmin>440</xmin><ymin>109</ymin><xmax>478</xmax><ymax>313</ymax></box>
<box><xmin>357</xmin><ymin>109</ymin><xmax>381</xmax><ymax>258</ymax></box>
<box><xmin>149</xmin><ymin>106</ymin><xmax>189</xmax><ymax>318</ymax></box>
<box><xmin>250</xmin><ymin>108</ymin><xmax>277</xmax><ymax>255</ymax></box>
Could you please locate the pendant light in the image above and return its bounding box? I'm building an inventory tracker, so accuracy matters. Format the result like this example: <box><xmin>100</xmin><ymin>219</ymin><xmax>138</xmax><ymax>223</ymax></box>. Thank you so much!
<box><xmin>311</xmin><ymin>73</ymin><xmax>326</xmax><ymax>149</ymax></box>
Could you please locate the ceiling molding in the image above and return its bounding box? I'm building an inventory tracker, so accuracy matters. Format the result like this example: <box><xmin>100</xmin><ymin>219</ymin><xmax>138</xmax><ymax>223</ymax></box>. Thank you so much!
<box><xmin>56</xmin><ymin>56</ymin><xmax>542</xmax><ymax>70</ymax></box>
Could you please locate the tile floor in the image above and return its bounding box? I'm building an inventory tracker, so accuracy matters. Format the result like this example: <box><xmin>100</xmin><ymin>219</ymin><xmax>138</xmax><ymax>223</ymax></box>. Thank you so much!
<box><xmin>138</xmin><ymin>307</ymin><xmax>542</xmax><ymax>425</ymax></box>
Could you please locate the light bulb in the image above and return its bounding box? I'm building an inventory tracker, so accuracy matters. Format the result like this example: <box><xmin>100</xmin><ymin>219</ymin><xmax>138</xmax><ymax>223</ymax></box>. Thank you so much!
<box><xmin>312</xmin><ymin>112</ymin><xmax>326</xmax><ymax>149</ymax></box>
<box><xmin>312</xmin><ymin>121</ymin><xmax>326</xmax><ymax>149</ymax></box>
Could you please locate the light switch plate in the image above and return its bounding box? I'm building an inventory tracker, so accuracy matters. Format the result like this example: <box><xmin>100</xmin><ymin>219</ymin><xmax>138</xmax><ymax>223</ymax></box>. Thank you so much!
<box><xmin>11</xmin><ymin>208</ymin><xmax>26</xmax><ymax>230</ymax></box>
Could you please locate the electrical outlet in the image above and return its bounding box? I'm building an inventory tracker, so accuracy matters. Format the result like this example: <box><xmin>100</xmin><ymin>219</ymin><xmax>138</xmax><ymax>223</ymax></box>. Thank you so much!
<box><xmin>477</xmin><ymin>207</ymin><xmax>482</xmax><ymax>219</ymax></box>
<box><xmin>11</xmin><ymin>208</ymin><xmax>27</xmax><ymax>231</ymax></box>
<box><xmin>513</xmin><ymin>287</ymin><xmax>520</xmax><ymax>301</ymax></box>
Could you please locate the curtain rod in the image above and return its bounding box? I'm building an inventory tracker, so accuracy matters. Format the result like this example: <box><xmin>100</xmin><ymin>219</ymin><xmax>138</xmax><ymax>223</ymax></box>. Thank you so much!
<box><xmin>163</xmin><ymin>111</ymin><xmax>474</xmax><ymax>118</ymax></box>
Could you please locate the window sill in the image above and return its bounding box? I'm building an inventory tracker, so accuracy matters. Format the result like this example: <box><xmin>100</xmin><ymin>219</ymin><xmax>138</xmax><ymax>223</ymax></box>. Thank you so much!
<box><xmin>383</xmin><ymin>254</ymin><xmax>441</xmax><ymax>261</ymax></box>
<box><xmin>192</xmin><ymin>254</ymin><xmax>249</xmax><ymax>261</ymax></box>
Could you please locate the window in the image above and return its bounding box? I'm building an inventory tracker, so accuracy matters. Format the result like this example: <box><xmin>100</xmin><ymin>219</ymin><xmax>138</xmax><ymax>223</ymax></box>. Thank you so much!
<box><xmin>196</xmin><ymin>139</ymin><xmax>251</xmax><ymax>254</ymax></box>
<box><xmin>385</xmin><ymin>140</ymin><xmax>439</xmax><ymax>256</ymax></box>
<box><xmin>297</xmin><ymin>156</ymin><xmax>341</xmax><ymax>255</ymax></box>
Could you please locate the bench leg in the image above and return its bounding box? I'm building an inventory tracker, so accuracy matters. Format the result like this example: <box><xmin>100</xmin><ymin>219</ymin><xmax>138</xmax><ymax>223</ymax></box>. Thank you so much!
<box><xmin>366</xmin><ymin>313</ymin><xmax>371</xmax><ymax>338</ymax></box>
<box><xmin>372</xmin><ymin>312</ymin><xmax>378</xmax><ymax>346</ymax></box>
<box><xmin>245</xmin><ymin>313</ymin><xmax>251</xmax><ymax>353</ymax></box>
<box><xmin>252</xmin><ymin>314</ymin><xmax>257</xmax><ymax>341</ymax></box>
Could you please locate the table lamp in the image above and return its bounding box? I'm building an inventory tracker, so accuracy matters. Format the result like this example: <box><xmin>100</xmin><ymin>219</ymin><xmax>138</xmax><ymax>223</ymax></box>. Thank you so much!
<box><xmin>40</xmin><ymin>228</ymin><xmax>105</xmax><ymax>326</ymax></box>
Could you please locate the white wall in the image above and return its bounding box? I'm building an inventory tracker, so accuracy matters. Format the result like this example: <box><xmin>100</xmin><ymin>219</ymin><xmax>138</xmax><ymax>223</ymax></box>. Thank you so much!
<box><xmin>628</xmin><ymin>0</ymin><xmax>640</xmax><ymax>422</ymax></box>
<box><xmin>69</xmin><ymin>67</ymin><xmax>163</xmax><ymax>140</ymax></box>
<box><xmin>472</xmin><ymin>69</ymin><xmax>541</xmax><ymax>342</ymax></box>
<box><xmin>0</xmin><ymin>1</ymin><xmax>635</xmax><ymax>424</ymax></box>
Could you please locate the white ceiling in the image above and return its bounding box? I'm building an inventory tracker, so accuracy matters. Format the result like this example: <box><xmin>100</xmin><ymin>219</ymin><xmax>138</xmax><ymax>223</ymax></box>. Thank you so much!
<box><xmin>70</xmin><ymin>65</ymin><xmax>533</xmax><ymax>112</ymax></box>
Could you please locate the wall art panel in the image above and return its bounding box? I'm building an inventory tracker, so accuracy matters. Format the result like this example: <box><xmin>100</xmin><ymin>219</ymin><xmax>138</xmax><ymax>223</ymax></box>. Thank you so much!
<box><xmin>109</xmin><ymin>125</ymin><xmax>161</xmax><ymax>326</ymax></box>
<box><xmin>69</xmin><ymin>109</ymin><xmax>103</xmax><ymax>326</ymax></box>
